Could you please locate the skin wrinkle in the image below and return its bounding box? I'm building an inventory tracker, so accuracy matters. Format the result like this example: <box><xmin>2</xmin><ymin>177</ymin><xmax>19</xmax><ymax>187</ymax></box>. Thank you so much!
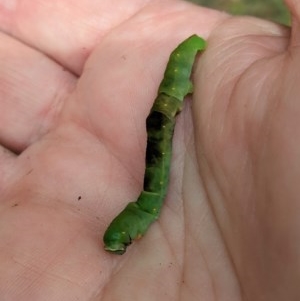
<box><xmin>12</xmin><ymin>234</ymin><xmax>81</xmax><ymax>296</ymax></box>
<box><xmin>162</xmin><ymin>207</ymin><xmax>183</xmax><ymax>267</ymax></box>
<box><xmin>97</xmin><ymin>132</ymin><xmax>142</xmax><ymax>196</ymax></box>
<box><xmin>129</xmin><ymin>98</ymin><xmax>147</xmax><ymax>167</ymax></box>
<box><xmin>194</xmin><ymin>149</ymin><xmax>243</xmax><ymax>299</ymax></box>
<box><xmin>183</xmin><ymin>149</ymin><xmax>238</xmax><ymax>300</ymax></box>
<box><xmin>183</xmin><ymin>224</ymin><xmax>216</xmax><ymax>301</ymax></box>
<box><xmin>199</xmin><ymin>55</ymin><xmax>261</xmax><ymax>301</ymax></box>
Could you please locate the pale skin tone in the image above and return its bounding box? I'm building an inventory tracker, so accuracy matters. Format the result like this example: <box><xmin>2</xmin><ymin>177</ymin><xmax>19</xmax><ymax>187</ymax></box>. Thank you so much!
<box><xmin>0</xmin><ymin>0</ymin><xmax>299</xmax><ymax>300</ymax></box>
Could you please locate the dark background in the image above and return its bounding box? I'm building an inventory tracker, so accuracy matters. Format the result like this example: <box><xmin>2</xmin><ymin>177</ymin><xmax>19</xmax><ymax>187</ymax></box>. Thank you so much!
<box><xmin>187</xmin><ymin>0</ymin><xmax>290</xmax><ymax>25</ymax></box>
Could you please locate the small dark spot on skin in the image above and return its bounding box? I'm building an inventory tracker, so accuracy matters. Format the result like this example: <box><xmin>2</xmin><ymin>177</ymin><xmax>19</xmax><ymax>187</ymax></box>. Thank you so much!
<box><xmin>12</xmin><ymin>203</ymin><xmax>18</xmax><ymax>207</ymax></box>
<box><xmin>96</xmin><ymin>216</ymin><xmax>100</xmax><ymax>220</ymax></box>
<box><xmin>77</xmin><ymin>196</ymin><xmax>82</xmax><ymax>201</ymax></box>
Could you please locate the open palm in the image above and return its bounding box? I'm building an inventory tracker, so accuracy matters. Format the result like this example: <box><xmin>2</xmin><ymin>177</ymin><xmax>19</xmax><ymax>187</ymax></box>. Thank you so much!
<box><xmin>0</xmin><ymin>0</ymin><xmax>298</xmax><ymax>300</ymax></box>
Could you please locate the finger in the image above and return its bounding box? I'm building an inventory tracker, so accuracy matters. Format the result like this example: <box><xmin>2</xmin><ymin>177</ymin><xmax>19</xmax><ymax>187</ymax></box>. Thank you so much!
<box><xmin>0</xmin><ymin>31</ymin><xmax>76</xmax><ymax>153</ymax></box>
<box><xmin>284</xmin><ymin>0</ymin><xmax>300</xmax><ymax>47</ymax></box>
<box><xmin>0</xmin><ymin>0</ymin><xmax>148</xmax><ymax>74</ymax></box>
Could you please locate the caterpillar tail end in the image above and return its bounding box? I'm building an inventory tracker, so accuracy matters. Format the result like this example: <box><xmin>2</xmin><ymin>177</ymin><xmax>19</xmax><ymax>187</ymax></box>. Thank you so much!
<box><xmin>104</xmin><ymin>245</ymin><xmax>126</xmax><ymax>255</ymax></box>
<box><xmin>103</xmin><ymin>201</ymin><xmax>157</xmax><ymax>255</ymax></box>
<box><xmin>104</xmin><ymin>242</ymin><xmax>127</xmax><ymax>255</ymax></box>
<box><xmin>103</xmin><ymin>228</ymin><xmax>131</xmax><ymax>255</ymax></box>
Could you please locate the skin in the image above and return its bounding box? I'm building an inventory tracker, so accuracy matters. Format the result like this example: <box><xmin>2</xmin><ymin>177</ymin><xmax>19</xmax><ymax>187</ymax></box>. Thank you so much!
<box><xmin>0</xmin><ymin>0</ymin><xmax>299</xmax><ymax>300</ymax></box>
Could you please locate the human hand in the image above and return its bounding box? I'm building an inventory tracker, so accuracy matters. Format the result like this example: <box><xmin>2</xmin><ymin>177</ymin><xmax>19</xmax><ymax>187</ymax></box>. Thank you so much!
<box><xmin>0</xmin><ymin>1</ymin><xmax>223</xmax><ymax>300</ymax></box>
<box><xmin>192</xmin><ymin>0</ymin><xmax>300</xmax><ymax>299</ymax></box>
<box><xmin>1</xmin><ymin>0</ymin><xmax>297</xmax><ymax>300</ymax></box>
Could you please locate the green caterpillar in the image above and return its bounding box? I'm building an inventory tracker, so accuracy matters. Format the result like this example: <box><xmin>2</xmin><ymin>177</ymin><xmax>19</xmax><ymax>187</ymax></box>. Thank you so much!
<box><xmin>103</xmin><ymin>35</ymin><xmax>206</xmax><ymax>254</ymax></box>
